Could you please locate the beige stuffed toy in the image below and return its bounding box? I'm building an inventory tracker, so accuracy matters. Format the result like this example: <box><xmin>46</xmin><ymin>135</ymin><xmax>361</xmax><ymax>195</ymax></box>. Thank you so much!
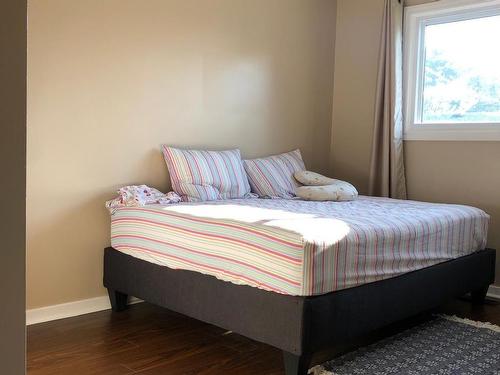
<box><xmin>294</xmin><ymin>171</ymin><xmax>358</xmax><ymax>201</ymax></box>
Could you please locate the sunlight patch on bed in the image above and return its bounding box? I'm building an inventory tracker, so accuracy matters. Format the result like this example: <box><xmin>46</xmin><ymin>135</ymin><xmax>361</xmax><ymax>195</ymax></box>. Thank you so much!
<box><xmin>162</xmin><ymin>204</ymin><xmax>351</xmax><ymax>245</ymax></box>
<box><xmin>271</xmin><ymin>218</ymin><xmax>350</xmax><ymax>245</ymax></box>
<box><xmin>163</xmin><ymin>204</ymin><xmax>315</xmax><ymax>222</ymax></box>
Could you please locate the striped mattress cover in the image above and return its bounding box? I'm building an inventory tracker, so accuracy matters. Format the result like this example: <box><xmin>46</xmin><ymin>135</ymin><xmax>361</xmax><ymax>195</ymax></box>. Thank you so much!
<box><xmin>110</xmin><ymin>196</ymin><xmax>489</xmax><ymax>296</ymax></box>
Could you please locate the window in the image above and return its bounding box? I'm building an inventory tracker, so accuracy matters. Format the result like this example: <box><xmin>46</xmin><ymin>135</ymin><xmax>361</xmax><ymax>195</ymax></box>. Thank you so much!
<box><xmin>404</xmin><ymin>0</ymin><xmax>500</xmax><ymax>140</ymax></box>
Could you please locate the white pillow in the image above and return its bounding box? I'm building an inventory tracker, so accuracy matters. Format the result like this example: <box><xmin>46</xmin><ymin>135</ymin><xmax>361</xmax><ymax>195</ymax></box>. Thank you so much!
<box><xmin>294</xmin><ymin>170</ymin><xmax>336</xmax><ymax>186</ymax></box>
<box><xmin>295</xmin><ymin>181</ymin><xmax>358</xmax><ymax>201</ymax></box>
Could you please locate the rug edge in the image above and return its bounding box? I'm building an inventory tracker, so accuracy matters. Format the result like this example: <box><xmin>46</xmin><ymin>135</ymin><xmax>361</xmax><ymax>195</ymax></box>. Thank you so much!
<box><xmin>309</xmin><ymin>315</ymin><xmax>500</xmax><ymax>375</ymax></box>
<box><xmin>438</xmin><ymin>314</ymin><xmax>500</xmax><ymax>333</ymax></box>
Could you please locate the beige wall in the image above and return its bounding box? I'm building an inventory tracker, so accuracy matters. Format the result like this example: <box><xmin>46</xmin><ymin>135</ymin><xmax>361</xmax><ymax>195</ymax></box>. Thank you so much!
<box><xmin>330</xmin><ymin>0</ymin><xmax>383</xmax><ymax>194</ymax></box>
<box><xmin>331</xmin><ymin>0</ymin><xmax>500</xmax><ymax>284</ymax></box>
<box><xmin>1</xmin><ymin>0</ymin><xmax>27</xmax><ymax>372</ymax></box>
<box><xmin>28</xmin><ymin>0</ymin><xmax>498</xmax><ymax>310</ymax></box>
<box><xmin>27</xmin><ymin>0</ymin><xmax>337</xmax><ymax>308</ymax></box>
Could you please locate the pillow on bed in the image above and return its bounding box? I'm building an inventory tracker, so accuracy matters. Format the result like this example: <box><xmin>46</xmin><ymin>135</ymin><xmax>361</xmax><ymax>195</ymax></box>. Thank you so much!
<box><xmin>162</xmin><ymin>146</ymin><xmax>252</xmax><ymax>202</ymax></box>
<box><xmin>243</xmin><ymin>149</ymin><xmax>306</xmax><ymax>199</ymax></box>
<box><xmin>294</xmin><ymin>170</ymin><xmax>337</xmax><ymax>186</ymax></box>
<box><xmin>295</xmin><ymin>180</ymin><xmax>358</xmax><ymax>201</ymax></box>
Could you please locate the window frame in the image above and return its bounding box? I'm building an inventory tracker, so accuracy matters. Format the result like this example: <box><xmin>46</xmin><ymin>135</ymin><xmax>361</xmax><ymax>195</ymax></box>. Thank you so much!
<box><xmin>403</xmin><ymin>0</ymin><xmax>500</xmax><ymax>141</ymax></box>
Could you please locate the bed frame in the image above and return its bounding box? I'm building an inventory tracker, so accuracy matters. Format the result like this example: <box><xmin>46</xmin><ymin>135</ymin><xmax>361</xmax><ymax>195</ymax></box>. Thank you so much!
<box><xmin>103</xmin><ymin>247</ymin><xmax>495</xmax><ymax>375</ymax></box>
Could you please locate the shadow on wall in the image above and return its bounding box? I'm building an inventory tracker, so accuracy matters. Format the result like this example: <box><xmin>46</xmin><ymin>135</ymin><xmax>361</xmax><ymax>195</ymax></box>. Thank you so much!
<box><xmin>27</xmin><ymin>147</ymin><xmax>170</xmax><ymax>309</ymax></box>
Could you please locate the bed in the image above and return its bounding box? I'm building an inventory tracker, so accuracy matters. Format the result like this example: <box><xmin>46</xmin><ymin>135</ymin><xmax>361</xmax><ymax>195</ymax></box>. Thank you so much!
<box><xmin>104</xmin><ymin>196</ymin><xmax>496</xmax><ymax>375</ymax></box>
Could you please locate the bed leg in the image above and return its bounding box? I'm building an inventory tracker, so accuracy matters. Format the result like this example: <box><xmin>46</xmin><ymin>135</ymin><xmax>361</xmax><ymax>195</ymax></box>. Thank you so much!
<box><xmin>107</xmin><ymin>288</ymin><xmax>128</xmax><ymax>312</ymax></box>
<box><xmin>283</xmin><ymin>351</ymin><xmax>311</xmax><ymax>375</ymax></box>
<box><xmin>471</xmin><ymin>285</ymin><xmax>489</xmax><ymax>305</ymax></box>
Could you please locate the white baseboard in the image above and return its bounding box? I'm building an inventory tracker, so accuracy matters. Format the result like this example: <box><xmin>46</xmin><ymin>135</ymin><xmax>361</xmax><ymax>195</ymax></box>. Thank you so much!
<box><xmin>26</xmin><ymin>295</ymin><xmax>142</xmax><ymax>326</ymax></box>
<box><xmin>487</xmin><ymin>285</ymin><xmax>500</xmax><ymax>301</ymax></box>
<box><xmin>26</xmin><ymin>285</ymin><xmax>499</xmax><ymax>326</ymax></box>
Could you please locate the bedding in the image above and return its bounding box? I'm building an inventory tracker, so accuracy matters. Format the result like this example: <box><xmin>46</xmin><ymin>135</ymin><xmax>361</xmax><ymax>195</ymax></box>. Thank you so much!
<box><xmin>110</xmin><ymin>196</ymin><xmax>489</xmax><ymax>296</ymax></box>
<box><xmin>162</xmin><ymin>146</ymin><xmax>252</xmax><ymax>202</ymax></box>
<box><xmin>243</xmin><ymin>149</ymin><xmax>305</xmax><ymax>199</ymax></box>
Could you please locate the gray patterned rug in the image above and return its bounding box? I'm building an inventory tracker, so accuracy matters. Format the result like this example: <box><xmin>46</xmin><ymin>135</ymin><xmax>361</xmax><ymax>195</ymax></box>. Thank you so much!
<box><xmin>311</xmin><ymin>315</ymin><xmax>500</xmax><ymax>375</ymax></box>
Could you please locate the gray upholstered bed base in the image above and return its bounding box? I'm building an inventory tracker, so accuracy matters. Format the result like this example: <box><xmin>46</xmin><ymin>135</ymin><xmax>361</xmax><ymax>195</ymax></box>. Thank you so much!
<box><xmin>103</xmin><ymin>247</ymin><xmax>496</xmax><ymax>375</ymax></box>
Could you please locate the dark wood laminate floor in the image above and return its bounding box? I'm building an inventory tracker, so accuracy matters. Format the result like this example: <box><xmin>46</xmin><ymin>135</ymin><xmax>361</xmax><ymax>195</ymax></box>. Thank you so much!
<box><xmin>28</xmin><ymin>297</ymin><xmax>500</xmax><ymax>375</ymax></box>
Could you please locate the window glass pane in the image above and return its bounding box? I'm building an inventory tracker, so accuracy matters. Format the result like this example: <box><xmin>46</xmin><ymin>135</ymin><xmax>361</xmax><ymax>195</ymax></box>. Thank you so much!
<box><xmin>422</xmin><ymin>15</ymin><xmax>500</xmax><ymax>123</ymax></box>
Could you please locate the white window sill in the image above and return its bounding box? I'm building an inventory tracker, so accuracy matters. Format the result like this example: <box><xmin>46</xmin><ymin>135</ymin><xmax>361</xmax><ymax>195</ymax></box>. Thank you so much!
<box><xmin>404</xmin><ymin>123</ymin><xmax>500</xmax><ymax>141</ymax></box>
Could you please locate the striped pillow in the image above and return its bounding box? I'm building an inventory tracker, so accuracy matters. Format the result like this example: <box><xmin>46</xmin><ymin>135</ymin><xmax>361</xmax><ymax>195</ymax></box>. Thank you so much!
<box><xmin>162</xmin><ymin>146</ymin><xmax>252</xmax><ymax>202</ymax></box>
<box><xmin>243</xmin><ymin>149</ymin><xmax>306</xmax><ymax>199</ymax></box>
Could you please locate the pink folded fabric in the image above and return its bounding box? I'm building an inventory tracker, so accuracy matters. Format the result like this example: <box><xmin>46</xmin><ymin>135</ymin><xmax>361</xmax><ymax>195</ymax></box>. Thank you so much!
<box><xmin>106</xmin><ymin>185</ymin><xmax>181</xmax><ymax>213</ymax></box>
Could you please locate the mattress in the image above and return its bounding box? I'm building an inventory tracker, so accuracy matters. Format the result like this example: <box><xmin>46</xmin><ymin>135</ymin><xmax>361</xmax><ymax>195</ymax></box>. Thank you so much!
<box><xmin>110</xmin><ymin>196</ymin><xmax>489</xmax><ymax>296</ymax></box>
